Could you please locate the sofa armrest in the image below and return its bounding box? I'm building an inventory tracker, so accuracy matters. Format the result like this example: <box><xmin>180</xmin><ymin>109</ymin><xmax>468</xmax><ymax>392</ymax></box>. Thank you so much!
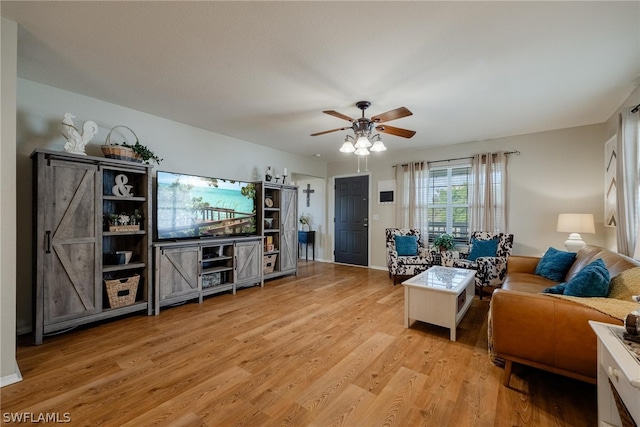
<box><xmin>386</xmin><ymin>249</ymin><xmax>398</xmax><ymax>268</ymax></box>
<box><xmin>440</xmin><ymin>250</ymin><xmax>466</xmax><ymax>266</ymax></box>
<box><xmin>506</xmin><ymin>255</ymin><xmax>540</xmax><ymax>274</ymax></box>
<box><xmin>490</xmin><ymin>289</ymin><xmax>622</xmax><ymax>380</ymax></box>
<box><xmin>476</xmin><ymin>256</ymin><xmax>508</xmax><ymax>287</ymax></box>
<box><xmin>417</xmin><ymin>247</ymin><xmax>432</xmax><ymax>261</ymax></box>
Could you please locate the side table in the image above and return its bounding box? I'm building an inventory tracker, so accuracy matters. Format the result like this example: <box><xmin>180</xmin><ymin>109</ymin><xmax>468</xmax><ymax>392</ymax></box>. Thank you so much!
<box><xmin>589</xmin><ymin>321</ymin><xmax>640</xmax><ymax>426</ymax></box>
<box><xmin>298</xmin><ymin>230</ymin><xmax>315</xmax><ymax>261</ymax></box>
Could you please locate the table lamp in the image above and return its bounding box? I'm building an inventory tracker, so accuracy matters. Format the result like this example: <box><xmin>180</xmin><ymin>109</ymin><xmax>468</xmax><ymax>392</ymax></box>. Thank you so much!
<box><xmin>557</xmin><ymin>213</ymin><xmax>595</xmax><ymax>252</ymax></box>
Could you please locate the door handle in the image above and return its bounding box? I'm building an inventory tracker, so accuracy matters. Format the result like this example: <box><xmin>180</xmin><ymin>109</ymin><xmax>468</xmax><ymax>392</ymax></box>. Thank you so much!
<box><xmin>45</xmin><ymin>231</ymin><xmax>51</xmax><ymax>254</ymax></box>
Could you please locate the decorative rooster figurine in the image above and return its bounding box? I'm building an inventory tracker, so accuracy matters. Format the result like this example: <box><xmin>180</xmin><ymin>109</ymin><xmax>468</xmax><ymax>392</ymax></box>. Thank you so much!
<box><xmin>61</xmin><ymin>113</ymin><xmax>98</xmax><ymax>156</ymax></box>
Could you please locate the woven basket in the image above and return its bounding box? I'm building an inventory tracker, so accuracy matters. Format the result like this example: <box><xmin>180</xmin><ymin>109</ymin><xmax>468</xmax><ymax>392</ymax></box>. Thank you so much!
<box><xmin>101</xmin><ymin>125</ymin><xmax>142</xmax><ymax>162</ymax></box>
<box><xmin>104</xmin><ymin>274</ymin><xmax>139</xmax><ymax>308</ymax></box>
<box><xmin>263</xmin><ymin>254</ymin><xmax>277</xmax><ymax>274</ymax></box>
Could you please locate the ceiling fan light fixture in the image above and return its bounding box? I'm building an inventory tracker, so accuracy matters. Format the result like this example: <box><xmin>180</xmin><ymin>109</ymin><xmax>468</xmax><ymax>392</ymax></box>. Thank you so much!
<box><xmin>370</xmin><ymin>139</ymin><xmax>386</xmax><ymax>152</ymax></box>
<box><xmin>354</xmin><ymin>135</ymin><xmax>371</xmax><ymax>149</ymax></box>
<box><xmin>339</xmin><ymin>139</ymin><xmax>356</xmax><ymax>153</ymax></box>
<box><xmin>311</xmin><ymin>101</ymin><xmax>415</xmax><ymax>162</ymax></box>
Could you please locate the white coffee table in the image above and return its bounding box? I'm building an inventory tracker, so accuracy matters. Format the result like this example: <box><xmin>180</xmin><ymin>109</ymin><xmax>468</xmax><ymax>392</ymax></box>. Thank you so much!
<box><xmin>402</xmin><ymin>266</ymin><xmax>476</xmax><ymax>341</ymax></box>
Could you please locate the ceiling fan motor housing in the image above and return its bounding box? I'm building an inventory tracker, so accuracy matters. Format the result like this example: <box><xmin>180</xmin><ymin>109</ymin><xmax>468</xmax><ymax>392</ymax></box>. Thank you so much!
<box><xmin>352</xmin><ymin>119</ymin><xmax>374</xmax><ymax>136</ymax></box>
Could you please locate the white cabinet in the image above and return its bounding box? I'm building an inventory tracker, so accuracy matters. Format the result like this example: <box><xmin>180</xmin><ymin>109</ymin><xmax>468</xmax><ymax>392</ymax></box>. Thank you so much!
<box><xmin>590</xmin><ymin>321</ymin><xmax>640</xmax><ymax>427</ymax></box>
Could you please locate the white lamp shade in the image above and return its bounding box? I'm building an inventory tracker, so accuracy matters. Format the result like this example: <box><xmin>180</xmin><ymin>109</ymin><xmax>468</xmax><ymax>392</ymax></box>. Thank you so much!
<box><xmin>354</xmin><ymin>136</ymin><xmax>372</xmax><ymax>149</ymax></box>
<box><xmin>339</xmin><ymin>140</ymin><xmax>356</xmax><ymax>153</ymax></box>
<box><xmin>557</xmin><ymin>213</ymin><xmax>595</xmax><ymax>252</ymax></box>
<box><xmin>557</xmin><ymin>213</ymin><xmax>595</xmax><ymax>233</ymax></box>
<box><xmin>370</xmin><ymin>140</ymin><xmax>387</xmax><ymax>152</ymax></box>
<box><xmin>354</xmin><ymin>147</ymin><xmax>370</xmax><ymax>156</ymax></box>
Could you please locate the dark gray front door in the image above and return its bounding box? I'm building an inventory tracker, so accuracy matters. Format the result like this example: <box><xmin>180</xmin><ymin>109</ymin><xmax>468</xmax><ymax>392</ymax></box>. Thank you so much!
<box><xmin>334</xmin><ymin>175</ymin><xmax>369</xmax><ymax>266</ymax></box>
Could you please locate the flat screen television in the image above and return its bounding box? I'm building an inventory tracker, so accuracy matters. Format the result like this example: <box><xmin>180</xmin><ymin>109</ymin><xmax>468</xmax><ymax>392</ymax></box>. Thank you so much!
<box><xmin>155</xmin><ymin>171</ymin><xmax>257</xmax><ymax>240</ymax></box>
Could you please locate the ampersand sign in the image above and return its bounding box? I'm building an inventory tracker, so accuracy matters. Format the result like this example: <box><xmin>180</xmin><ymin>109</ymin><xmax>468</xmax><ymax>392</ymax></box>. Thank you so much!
<box><xmin>112</xmin><ymin>174</ymin><xmax>133</xmax><ymax>197</ymax></box>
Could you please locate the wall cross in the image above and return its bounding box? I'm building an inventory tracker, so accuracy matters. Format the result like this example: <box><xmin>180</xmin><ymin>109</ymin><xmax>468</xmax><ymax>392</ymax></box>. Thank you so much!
<box><xmin>303</xmin><ymin>184</ymin><xmax>315</xmax><ymax>207</ymax></box>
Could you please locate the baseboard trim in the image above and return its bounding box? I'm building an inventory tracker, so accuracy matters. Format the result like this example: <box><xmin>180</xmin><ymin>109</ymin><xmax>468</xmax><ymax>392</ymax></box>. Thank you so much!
<box><xmin>297</xmin><ymin>258</ymin><xmax>331</xmax><ymax>263</ymax></box>
<box><xmin>1</xmin><ymin>362</ymin><xmax>23</xmax><ymax>387</ymax></box>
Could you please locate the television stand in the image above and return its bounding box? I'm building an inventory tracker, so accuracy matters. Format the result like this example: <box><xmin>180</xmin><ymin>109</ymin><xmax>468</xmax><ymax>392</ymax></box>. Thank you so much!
<box><xmin>153</xmin><ymin>236</ymin><xmax>262</xmax><ymax>314</ymax></box>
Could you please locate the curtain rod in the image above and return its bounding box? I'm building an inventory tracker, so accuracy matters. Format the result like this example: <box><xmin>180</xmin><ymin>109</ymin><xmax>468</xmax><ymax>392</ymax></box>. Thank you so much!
<box><xmin>427</xmin><ymin>150</ymin><xmax>520</xmax><ymax>165</ymax></box>
<box><xmin>394</xmin><ymin>150</ymin><xmax>520</xmax><ymax>168</ymax></box>
<box><xmin>632</xmin><ymin>103</ymin><xmax>640</xmax><ymax>114</ymax></box>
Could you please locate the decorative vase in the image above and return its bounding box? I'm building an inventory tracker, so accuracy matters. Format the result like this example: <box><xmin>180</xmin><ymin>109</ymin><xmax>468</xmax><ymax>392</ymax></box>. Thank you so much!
<box><xmin>265</xmin><ymin>166</ymin><xmax>273</xmax><ymax>182</ymax></box>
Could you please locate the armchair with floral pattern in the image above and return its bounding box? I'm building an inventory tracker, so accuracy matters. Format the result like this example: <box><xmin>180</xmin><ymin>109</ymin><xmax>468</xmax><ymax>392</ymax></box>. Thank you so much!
<box><xmin>385</xmin><ymin>228</ymin><xmax>433</xmax><ymax>285</ymax></box>
<box><xmin>441</xmin><ymin>231</ymin><xmax>514</xmax><ymax>298</ymax></box>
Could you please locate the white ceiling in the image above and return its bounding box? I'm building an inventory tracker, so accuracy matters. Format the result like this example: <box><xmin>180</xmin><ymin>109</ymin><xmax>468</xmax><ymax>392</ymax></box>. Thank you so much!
<box><xmin>2</xmin><ymin>1</ymin><xmax>639</xmax><ymax>162</ymax></box>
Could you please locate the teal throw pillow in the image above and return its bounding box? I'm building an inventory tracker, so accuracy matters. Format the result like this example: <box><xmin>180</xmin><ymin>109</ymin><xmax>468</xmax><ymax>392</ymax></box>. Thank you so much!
<box><xmin>543</xmin><ymin>283</ymin><xmax>566</xmax><ymax>294</ymax></box>
<box><xmin>563</xmin><ymin>258</ymin><xmax>610</xmax><ymax>297</ymax></box>
<box><xmin>466</xmin><ymin>238</ymin><xmax>498</xmax><ymax>261</ymax></box>
<box><xmin>394</xmin><ymin>235</ymin><xmax>418</xmax><ymax>256</ymax></box>
<box><xmin>534</xmin><ymin>247</ymin><xmax>576</xmax><ymax>282</ymax></box>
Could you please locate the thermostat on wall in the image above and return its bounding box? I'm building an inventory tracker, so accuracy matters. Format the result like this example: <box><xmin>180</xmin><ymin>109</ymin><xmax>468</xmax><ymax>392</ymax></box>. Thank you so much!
<box><xmin>378</xmin><ymin>180</ymin><xmax>395</xmax><ymax>205</ymax></box>
<box><xmin>379</xmin><ymin>191</ymin><xmax>394</xmax><ymax>203</ymax></box>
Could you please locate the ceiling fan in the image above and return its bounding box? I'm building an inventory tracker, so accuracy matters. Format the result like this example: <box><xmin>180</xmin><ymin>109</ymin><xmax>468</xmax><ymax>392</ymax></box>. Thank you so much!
<box><xmin>310</xmin><ymin>100</ymin><xmax>416</xmax><ymax>155</ymax></box>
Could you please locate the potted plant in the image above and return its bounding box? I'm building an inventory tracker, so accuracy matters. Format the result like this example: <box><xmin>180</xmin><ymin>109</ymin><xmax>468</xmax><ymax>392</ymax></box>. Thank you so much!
<box><xmin>102</xmin><ymin>125</ymin><xmax>163</xmax><ymax>165</ymax></box>
<box><xmin>299</xmin><ymin>214</ymin><xmax>311</xmax><ymax>231</ymax></box>
<box><xmin>122</xmin><ymin>140</ymin><xmax>163</xmax><ymax>165</ymax></box>
<box><xmin>432</xmin><ymin>233</ymin><xmax>456</xmax><ymax>252</ymax></box>
<box><xmin>103</xmin><ymin>211</ymin><xmax>142</xmax><ymax>232</ymax></box>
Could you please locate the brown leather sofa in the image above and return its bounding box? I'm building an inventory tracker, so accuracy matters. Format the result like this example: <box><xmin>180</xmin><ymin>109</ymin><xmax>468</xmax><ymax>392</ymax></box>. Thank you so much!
<box><xmin>489</xmin><ymin>245</ymin><xmax>640</xmax><ymax>386</ymax></box>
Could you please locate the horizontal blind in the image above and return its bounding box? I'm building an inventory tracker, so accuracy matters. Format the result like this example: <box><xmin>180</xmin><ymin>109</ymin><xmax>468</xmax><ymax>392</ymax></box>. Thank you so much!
<box><xmin>427</xmin><ymin>166</ymin><xmax>470</xmax><ymax>242</ymax></box>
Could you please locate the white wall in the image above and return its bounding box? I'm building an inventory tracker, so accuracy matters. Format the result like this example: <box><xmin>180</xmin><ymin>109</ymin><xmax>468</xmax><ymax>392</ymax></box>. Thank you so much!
<box><xmin>15</xmin><ymin>78</ymin><xmax>327</xmax><ymax>333</ymax></box>
<box><xmin>1</xmin><ymin>17</ymin><xmax>22</xmax><ymax>386</ymax></box>
<box><xmin>327</xmin><ymin>123</ymin><xmax>608</xmax><ymax>270</ymax></box>
<box><xmin>293</xmin><ymin>175</ymin><xmax>327</xmax><ymax>261</ymax></box>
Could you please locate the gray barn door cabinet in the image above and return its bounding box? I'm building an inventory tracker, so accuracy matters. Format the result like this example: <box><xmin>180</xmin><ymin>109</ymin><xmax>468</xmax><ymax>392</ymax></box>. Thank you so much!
<box><xmin>32</xmin><ymin>149</ymin><xmax>152</xmax><ymax>344</ymax></box>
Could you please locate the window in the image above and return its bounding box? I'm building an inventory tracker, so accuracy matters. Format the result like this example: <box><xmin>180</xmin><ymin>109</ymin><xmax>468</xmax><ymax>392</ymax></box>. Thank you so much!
<box><xmin>398</xmin><ymin>154</ymin><xmax>507</xmax><ymax>242</ymax></box>
<box><xmin>427</xmin><ymin>165</ymin><xmax>471</xmax><ymax>243</ymax></box>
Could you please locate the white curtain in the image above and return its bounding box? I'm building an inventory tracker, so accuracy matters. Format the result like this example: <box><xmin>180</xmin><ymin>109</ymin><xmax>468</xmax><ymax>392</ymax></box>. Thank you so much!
<box><xmin>616</xmin><ymin>108</ymin><xmax>640</xmax><ymax>257</ymax></box>
<box><xmin>469</xmin><ymin>152</ymin><xmax>509</xmax><ymax>232</ymax></box>
<box><xmin>395</xmin><ymin>161</ymin><xmax>429</xmax><ymax>236</ymax></box>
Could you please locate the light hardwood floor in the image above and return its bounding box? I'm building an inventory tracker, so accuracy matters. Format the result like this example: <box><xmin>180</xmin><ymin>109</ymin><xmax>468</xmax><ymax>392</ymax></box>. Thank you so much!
<box><xmin>2</xmin><ymin>262</ymin><xmax>597</xmax><ymax>426</ymax></box>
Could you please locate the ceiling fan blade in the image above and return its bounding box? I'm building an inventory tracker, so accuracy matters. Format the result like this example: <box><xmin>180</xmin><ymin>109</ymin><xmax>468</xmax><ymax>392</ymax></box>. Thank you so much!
<box><xmin>375</xmin><ymin>125</ymin><xmax>416</xmax><ymax>139</ymax></box>
<box><xmin>323</xmin><ymin>110</ymin><xmax>355</xmax><ymax>122</ymax></box>
<box><xmin>310</xmin><ymin>127</ymin><xmax>351</xmax><ymax>136</ymax></box>
<box><xmin>371</xmin><ymin>107</ymin><xmax>412</xmax><ymax>123</ymax></box>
